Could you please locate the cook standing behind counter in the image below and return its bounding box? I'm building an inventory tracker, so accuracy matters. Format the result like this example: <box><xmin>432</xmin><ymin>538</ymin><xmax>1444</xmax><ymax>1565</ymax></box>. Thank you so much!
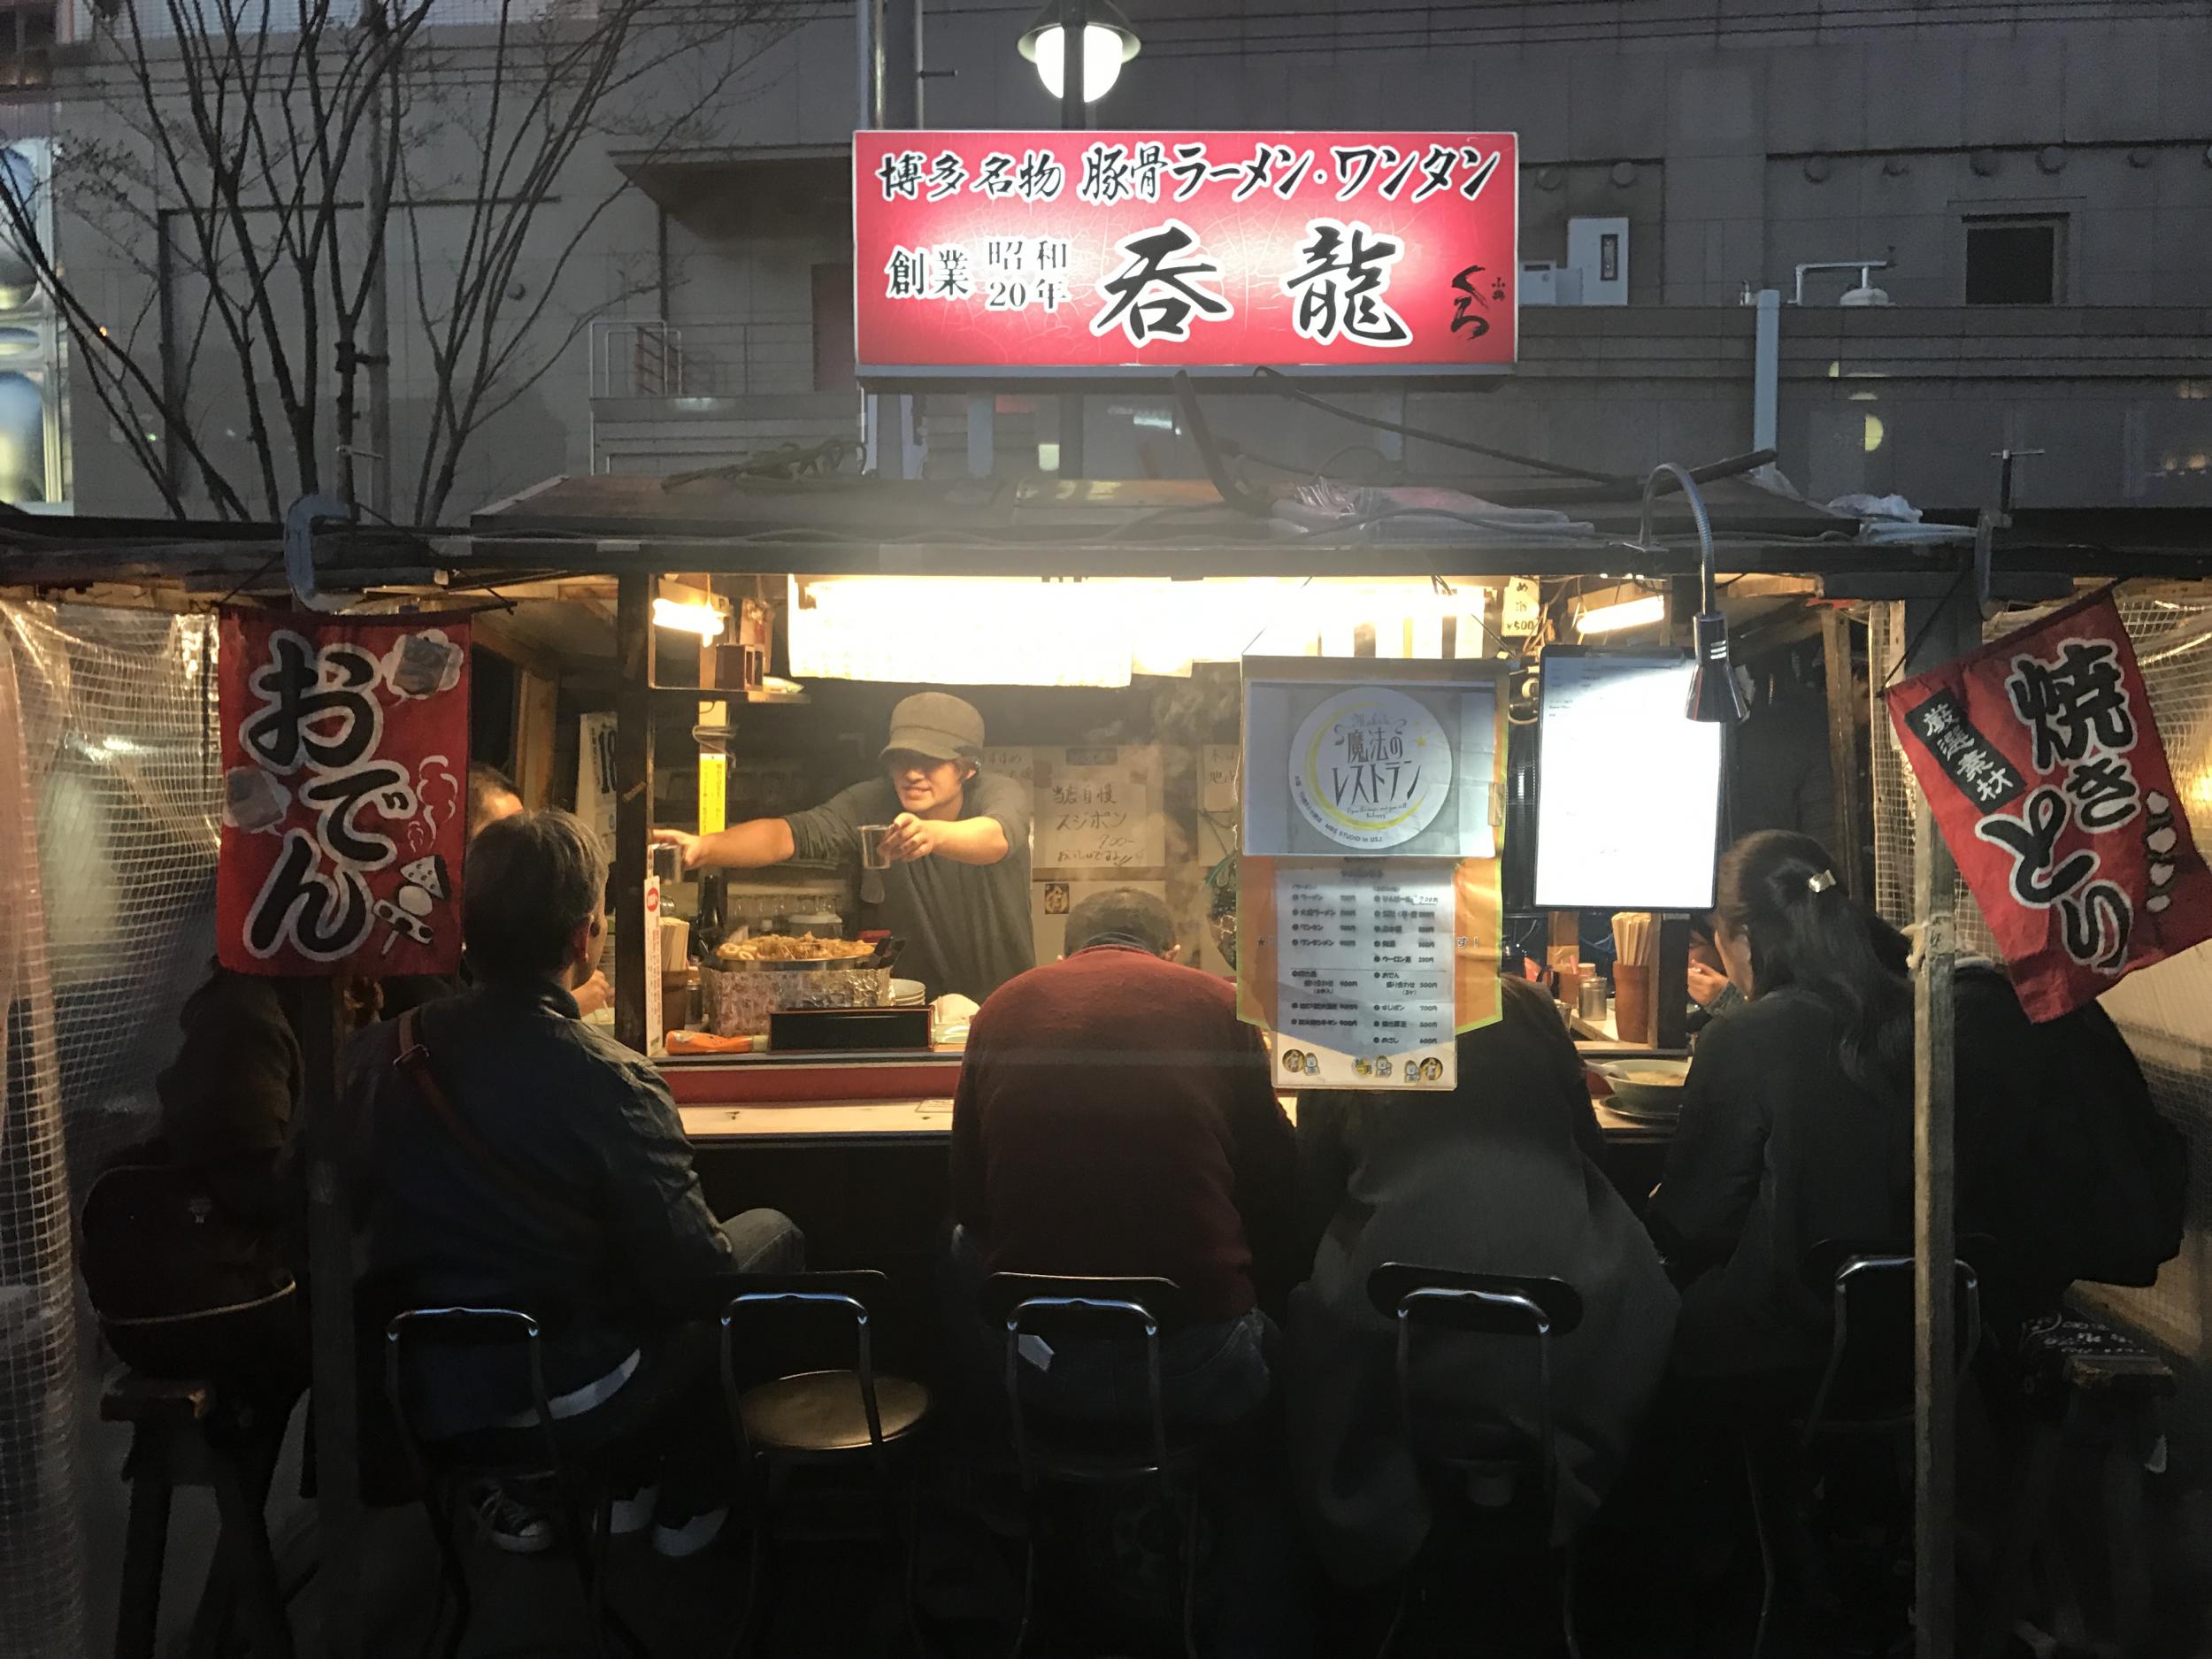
<box><xmin>654</xmin><ymin>694</ymin><xmax>1033</xmax><ymax>1004</ymax></box>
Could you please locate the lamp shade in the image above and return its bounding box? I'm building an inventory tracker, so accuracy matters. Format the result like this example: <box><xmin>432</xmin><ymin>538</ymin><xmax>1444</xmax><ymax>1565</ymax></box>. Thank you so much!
<box><xmin>1018</xmin><ymin>0</ymin><xmax>1141</xmax><ymax>103</ymax></box>
<box><xmin>1686</xmin><ymin>611</ymin><xmax>1750</xmax><ymax>724</ymax></box>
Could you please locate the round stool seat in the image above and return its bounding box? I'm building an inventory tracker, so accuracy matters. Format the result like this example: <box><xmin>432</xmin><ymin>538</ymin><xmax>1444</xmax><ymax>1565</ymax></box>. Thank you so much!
<box><xmin>739</xmin><ymin>1370</ymin><xmax>930</xmax><ymax>1453</ymax></box>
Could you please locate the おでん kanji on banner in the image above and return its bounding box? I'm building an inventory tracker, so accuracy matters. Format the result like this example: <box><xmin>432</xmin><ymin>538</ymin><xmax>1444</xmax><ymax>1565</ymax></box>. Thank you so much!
<box><xmin>1885</xmin><ymin>588</ymin><xmax>2212</xmax><ymax>1021</ymax></box>
<box><xmin>217</xmin><ymin>607</ymin><xmax>472</xmax><ymax>977</ymax></box>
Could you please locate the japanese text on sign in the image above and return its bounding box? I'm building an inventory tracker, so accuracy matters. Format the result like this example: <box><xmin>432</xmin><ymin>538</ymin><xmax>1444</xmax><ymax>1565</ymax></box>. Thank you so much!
<box><xmin>1885</xmin><ymin>589</ymin><xmax>2212</xmax><ymax>1022</ymax></box>
<box><xmin>855</xmin><ymin>130</ymin><xmax>1519</xmax><ymax>377</ymax></box>
<box><xmin>218</xmin><ymin>610</ymin><xmax>471</xmax><ymax>977</ymax></box>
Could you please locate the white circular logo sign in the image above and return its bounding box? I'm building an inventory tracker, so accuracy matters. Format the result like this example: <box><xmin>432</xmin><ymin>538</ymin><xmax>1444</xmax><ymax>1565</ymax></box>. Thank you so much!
<box><xmin>1289</xmin><ymin>687</ymin><xmax>1453</xmax><ymax>850</ymax></box>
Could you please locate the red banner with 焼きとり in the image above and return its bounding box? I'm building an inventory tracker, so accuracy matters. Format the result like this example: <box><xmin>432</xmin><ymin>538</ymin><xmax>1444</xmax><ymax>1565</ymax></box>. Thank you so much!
<box><xmin>1884</xmin><ymin>588</ymin><xmax>2212</xmax><ymax>1022</ymax></box>
<box><xmin>854</xmin><ymin>130</ymin><xmax>1517</xmax><ymax>378</ymax></box>
<box><xmin>216</xmin><ymin>607</ymin><xmax>471</xmax><ymax>977</ymax></box>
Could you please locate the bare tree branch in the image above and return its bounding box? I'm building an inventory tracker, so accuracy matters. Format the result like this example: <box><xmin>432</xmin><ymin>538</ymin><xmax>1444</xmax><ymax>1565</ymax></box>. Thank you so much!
<box><xmin>11</xmin><ymin>0</ymin><xmax>802</xmax><ymax>523</ymax></box>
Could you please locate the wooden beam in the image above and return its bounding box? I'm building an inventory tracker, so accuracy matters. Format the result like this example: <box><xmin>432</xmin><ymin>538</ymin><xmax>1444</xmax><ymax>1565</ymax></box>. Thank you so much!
<box><xmin>513</xmin><ymin>670</ymin><xmax>559</xmax><ymax>811</ymax></box>
<box><xmin>613</xmin><ymin>572</ymin><xmax>654</xmax><ymax>1054</ymax></box>
<box><xmin>471</xmin><ymin>610</ymin><xmax>567</xmax><ymax>683</ymax></box>
<box><xmin>1899</xmin><ymin>583</ymin><xmax>1982</xmax><ymax>1659</ymax></box>
<box><xmin>1823</xmin><ymin>608</ymin><xmax>1867</xmax><ymax>895</ymax></box>
<box><xmin>300</xmin><ymin>977</ymin><xmax>364</xmax><ymax>1659</ymax></box>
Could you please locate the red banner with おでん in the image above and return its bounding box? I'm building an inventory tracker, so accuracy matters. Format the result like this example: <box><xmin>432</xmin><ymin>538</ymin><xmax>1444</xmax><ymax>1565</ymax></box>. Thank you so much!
<box><xmin>1884</xmin><ymin>588</ymin><xmax>2212</xmax><ymax>1022</ymax></box>
<box><xmin>854</xmin><ymin>130</ymin><xmax>1517</xmax><ymax>377</ymax></box>
<box><xmin>217</xmin><ymin>607</ymin><xmax>471</xmax><ymax>977</ymax></box>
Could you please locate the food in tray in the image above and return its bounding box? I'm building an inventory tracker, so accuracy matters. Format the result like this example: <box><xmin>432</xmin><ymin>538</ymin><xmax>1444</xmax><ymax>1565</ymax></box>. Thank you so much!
<box><xmin>715</xmin><ymin>933</ymin><xmax>875</xmax><ymax>962</ymax></box>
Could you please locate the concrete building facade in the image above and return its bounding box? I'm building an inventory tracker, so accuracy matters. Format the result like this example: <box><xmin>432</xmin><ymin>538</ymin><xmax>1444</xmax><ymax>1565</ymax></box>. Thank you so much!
<box><xmin>17</xmin><ymin>0</ymin><xmax>2212</xmax><ymax>519</ymax></box>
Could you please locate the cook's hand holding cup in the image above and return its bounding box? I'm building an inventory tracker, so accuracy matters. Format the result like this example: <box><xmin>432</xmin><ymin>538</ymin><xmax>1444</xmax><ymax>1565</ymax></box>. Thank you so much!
<box><xmin>651</xmin><ymin>828</ymin><xmax>706</xmax><ymax>872</ymax></box>
<box><xmin>876</xmin><ymin>814</ymin><xmax>944</xmax><ymax>864</ymax></box>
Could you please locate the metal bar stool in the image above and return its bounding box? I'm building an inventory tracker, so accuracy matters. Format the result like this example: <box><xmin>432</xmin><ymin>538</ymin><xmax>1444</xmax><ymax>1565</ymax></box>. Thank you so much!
<box><xmin>1366</xmin><ymin>1263</ymin><xmax>1587</xmax><ymax>1659</ymax></box>
<box><xmin>718</xmin><ymin>1270</ymin><xmax>933</xmax><ymax>1659</ymax></box>
<box><xmin>1741</xmin><ymin>1241</ymin><xmax>1985</xmax><ymax>1659</ymax></box>
<box><xmin>979</xmin><ymin>1272</ymin><xmax>1210</xmax><ymax>1659</ymax></box>
<box><xmin>384</xmin><ymin>1306</ymin><xmax>646</xmax><ymax>1659</ymax></box>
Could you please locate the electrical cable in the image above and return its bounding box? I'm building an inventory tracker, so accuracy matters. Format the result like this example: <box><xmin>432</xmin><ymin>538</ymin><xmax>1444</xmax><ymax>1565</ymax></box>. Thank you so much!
<box><xmin>1878</xmin><ymin>567</ymin><xmax>1975</xmax><ymax>692</ymax></box>
<box><xmin>1251</xmin><ymin>367</ymin><xmax>1623</xmax><ymax>485</ymax></box>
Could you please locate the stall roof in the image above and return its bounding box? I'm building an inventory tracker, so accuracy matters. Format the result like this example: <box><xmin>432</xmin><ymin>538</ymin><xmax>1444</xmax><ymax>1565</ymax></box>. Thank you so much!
<box><xmin>4</xmin><ymin>474</ymin><xmax>2212</xmax><ymax>597</ymax></box>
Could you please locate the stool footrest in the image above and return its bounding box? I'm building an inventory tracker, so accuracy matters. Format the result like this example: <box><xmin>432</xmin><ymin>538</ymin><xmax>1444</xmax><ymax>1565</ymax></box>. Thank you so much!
<box><xmin>103</xmin><ymin>1375</ymin><xmax>215</xmax><ymax>1424</ymax></box>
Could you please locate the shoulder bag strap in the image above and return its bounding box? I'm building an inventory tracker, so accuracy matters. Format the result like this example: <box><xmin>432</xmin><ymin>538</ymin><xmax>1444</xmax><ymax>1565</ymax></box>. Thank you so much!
<box><xmin>394</xmin><ymin>1006</ymin><xmax>595</xmax><ymax>1234</ymax></box>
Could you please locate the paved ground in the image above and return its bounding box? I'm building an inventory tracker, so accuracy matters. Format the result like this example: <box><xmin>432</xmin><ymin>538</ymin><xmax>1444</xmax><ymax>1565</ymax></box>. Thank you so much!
<box><xmin>76</xmin><ymin>1368</ymin><xmax>2212</xmax><ymax>1659</ymax></box>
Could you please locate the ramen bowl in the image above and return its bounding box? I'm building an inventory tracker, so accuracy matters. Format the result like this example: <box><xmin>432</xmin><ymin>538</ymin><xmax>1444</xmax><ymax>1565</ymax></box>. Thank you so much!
<box><xmin>1594</xmin><ymin>1057</ymin><xmax>1691</xmax><ymax>1116</ymax></box>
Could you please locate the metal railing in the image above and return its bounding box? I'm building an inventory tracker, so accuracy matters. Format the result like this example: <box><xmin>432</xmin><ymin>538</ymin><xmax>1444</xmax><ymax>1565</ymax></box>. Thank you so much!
<box><xmin>588</xmin><ymin>317</ymin><xmax>819</xmax><ymax>400</ymax></box>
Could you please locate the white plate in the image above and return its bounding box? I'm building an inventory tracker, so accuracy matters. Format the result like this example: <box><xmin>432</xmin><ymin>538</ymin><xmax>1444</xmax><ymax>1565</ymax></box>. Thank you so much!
<box><xmin>890</xmin><ymin>978</ymin><xmax>926</xmax><ymax>1005</ymax></box>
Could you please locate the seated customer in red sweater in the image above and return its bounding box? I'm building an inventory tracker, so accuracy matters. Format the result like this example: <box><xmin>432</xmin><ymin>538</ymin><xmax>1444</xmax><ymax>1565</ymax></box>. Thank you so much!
<box><xmin>949</xmin><ymin>887</ymin><xmax>1299</xmax><ymax>1425</ymax></box>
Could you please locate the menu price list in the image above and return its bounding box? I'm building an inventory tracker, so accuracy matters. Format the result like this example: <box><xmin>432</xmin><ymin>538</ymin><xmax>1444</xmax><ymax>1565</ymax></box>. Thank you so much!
<box><xmin>1273</xmin><ymin>859</ymin><xmax>1456</xmax><ymax>1088</ymax></box>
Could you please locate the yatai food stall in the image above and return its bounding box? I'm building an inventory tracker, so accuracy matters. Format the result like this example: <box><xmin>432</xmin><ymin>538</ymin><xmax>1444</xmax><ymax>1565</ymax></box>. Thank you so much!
<box><xmin>454</xmin><ymin>466</ymin><xmax>1863</xmax><ymax>1209</ymax></box>
<box><xmin>18</xmin><ymin>119</ymin><xmax>2209</xmax><ymax>1659</ymax></box>
<box><xmin>9</xmin><ymin>456</ymin><xmax>2208</xmax><ymax>1659</ymax></box>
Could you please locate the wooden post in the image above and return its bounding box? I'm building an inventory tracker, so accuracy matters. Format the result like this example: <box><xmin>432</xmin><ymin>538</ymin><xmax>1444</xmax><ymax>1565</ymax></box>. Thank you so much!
<box><xmin>1899</xmin><ymin>585</ymin><xmax>1980</xmax><ymax>1659</ymax></box>
<box><xmin>299</xmin><ymin>976</ymin><xmax>362</xmax><ymax>1659</ymax></box>
<box><xmin>513</xmin><ymin>671</ymin><xmax>559</xmax><ymax>810</ymax></box>
<box><xmin>1655</xmin><ymin>912</ymin><xmax>1690</xmax><ymax>1049</ymax></box>
<box><xmin>1056</xmin><ymin>0</ymin><xmax>1087</xmax><ymax>481</ymax></box>
<box><xmin>1822</xmin><ymin>608</ymin><xmax>1866</xmax><ymax>892</ymax></box>
<box><xmin>614</xmin><ymin>572</ymin><xmax>655</xmax><ymax>1054</ymax></box>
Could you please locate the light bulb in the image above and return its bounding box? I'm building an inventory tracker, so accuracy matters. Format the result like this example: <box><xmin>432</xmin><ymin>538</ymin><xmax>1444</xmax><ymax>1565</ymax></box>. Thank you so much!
<box><xmin>652</xmin><ymin>596</ymin><xmax>727</xmax><ymax>640</ymax></box>
<box><xmin>1575</xmin><ymin>594</ymin><xmax>1666</xmax><ymax>635</ymax></box>
<box><xmin>1032</xmin><ymin>23</ymin><xmax>1125</xmax><ymax>101</ymax></box>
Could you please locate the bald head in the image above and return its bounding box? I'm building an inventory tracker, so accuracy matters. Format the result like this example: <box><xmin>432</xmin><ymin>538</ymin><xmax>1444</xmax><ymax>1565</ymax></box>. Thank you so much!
<box><xmin>1064</xmin><ymin>887</ymin><xmax>1177</xmax><ymax>959</ymax></box>
<box><xmin>467</xmin><ymin>763</ymin><xmax>523</xmax><ymax>841</ymax></box>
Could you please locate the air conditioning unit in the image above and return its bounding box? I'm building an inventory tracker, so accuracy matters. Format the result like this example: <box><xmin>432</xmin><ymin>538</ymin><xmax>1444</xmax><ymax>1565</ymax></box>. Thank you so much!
<box><xmin>1566</xmin><ymin>217</ymin><xmax>1629</xmax><ymax>306</ymax></box>
<box><xmin>1518</xmin><ymin>262</ymin><xmax>1585</xmax><ymax>306</ymax></box>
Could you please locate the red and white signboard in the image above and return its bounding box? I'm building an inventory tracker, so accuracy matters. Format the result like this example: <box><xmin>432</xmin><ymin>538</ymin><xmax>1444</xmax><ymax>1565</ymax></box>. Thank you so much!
<box><xmin>853</xmin><ymin>131</ymin><xmax>1517</xmax><ymax>379</ymax></box>
<box><xmin>217</xmin><ymin>607</ymin><xmax>472</xmax><ymax>978</ymax></box>
<box><xmin>1885</xmin><ymin>589</ymin><xmax>2212</xmax><ymax>1022</ymax></box>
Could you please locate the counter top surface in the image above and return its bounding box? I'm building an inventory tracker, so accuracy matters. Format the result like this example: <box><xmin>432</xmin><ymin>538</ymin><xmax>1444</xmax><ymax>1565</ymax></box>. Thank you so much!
<box><xmin>679</xmin><ymin>1094</ymin><xmax>1675</xmax><ymax>1145</ymax></box>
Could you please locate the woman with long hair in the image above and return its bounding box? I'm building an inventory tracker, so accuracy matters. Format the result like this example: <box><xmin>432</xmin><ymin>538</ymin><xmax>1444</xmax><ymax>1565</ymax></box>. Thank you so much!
<box><xmin>1647</xmin><ymin>829</ymin><xmax>1916</xmax><ymax>1378</ymax></box>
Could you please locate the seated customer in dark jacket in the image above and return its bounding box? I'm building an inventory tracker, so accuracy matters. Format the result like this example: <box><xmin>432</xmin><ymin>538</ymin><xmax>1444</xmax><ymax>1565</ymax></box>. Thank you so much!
<box><xmin>345</xmin><ymin>808</ymin><xmax>802</xmax><ymax>1557</ymax></box>
<box><xmin>1955</xmin><ymin>959</ymin><xmax>2185</xmax><ymax>1336</ymax></box>
<box><xmin>949</xmin><ymin>887</ymin><xmax>1298</xmax><ymax>1425</ymax></box>
<box><xmin>1647</xmin><ymin>831</ymin><xmax>1915</xmax><ymax>1380</ymax></box>
<box><xmin>1286</xmin><ymin>976</ymin><xmax>1678</xmax><ymax>1588</ymax></box>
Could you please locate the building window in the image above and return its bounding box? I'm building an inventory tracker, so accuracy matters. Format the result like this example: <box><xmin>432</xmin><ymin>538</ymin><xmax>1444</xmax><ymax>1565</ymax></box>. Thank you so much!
<box><xmin>1964</xmin><ymin>216</ymin><xmax>2064</xmax><ymax>305</ymax></box>
<box><xmin>0</xmin><ymin>2</ymin><xmax>55</xmax><ymax>88</ymax></box>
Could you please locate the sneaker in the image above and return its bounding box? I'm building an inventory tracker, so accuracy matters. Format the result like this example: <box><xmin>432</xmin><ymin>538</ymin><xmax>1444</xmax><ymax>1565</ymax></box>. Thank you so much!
<box><xmin>469</xmin><ymin>1483</ymin><xmax>556</xmax><ymax>1555</ymax></box>
<box><xmin>610</xmin><ymin>1483</ymin><xmax>660</xmax><ymax>1538</ymax></box>
<box><xmin>650</xmin><ymin>1506</ymin><xmax>728</xmax><ymax>1560</ymax></box>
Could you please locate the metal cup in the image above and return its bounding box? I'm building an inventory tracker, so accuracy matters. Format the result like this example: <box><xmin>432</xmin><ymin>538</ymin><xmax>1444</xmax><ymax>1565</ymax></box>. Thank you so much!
<box><xmin>857</xmin><ymin>824</ymin><xmax>895</xmax><ymax>904</ymax></box>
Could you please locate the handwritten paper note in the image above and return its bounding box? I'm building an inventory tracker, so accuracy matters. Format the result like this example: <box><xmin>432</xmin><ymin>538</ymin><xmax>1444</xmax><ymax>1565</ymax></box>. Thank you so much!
<box><xmin>1034</xmin><ymin>745</ymin><xmax>1167</xmax><ymax>873</ymax></box>
<box><xmin>1202</xmin><ymin>744</ymin><xmax>1239</xmax><ymax>815</ymax></box>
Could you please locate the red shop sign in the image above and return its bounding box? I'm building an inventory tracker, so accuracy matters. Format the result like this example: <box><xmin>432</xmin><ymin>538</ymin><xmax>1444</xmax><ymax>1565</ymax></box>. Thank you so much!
<box><xmin>217</xmin><ymin>607</ymin><xmax>472</xmax><ymax>977</ymax></box>
<box><xmin>853</xmin><ymin>131</ymin><xmax>1518</xmax><ymax>379</ymax></box>
<box><xmin>1885</xmin><ymin>589</ymin><xmax>2212</xmax><ymax>1021</ymax></box>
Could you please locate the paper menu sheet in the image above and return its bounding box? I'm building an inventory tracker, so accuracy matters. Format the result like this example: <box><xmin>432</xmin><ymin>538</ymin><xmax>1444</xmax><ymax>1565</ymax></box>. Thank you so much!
<box><xmin>1271</xmin><ymin>859</ymin><xmax>1456</xmax><ymax>1089</ymax></box>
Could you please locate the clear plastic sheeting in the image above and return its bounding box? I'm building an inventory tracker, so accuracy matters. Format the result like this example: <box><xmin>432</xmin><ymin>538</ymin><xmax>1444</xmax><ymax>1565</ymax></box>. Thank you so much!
<box><xmin>0</xmin><ymin>603</ymin><xmax>221</xmax><ymax>1659</ymax></box>
<box><xmin>1870</xmin><ymin>587</ymin><xmax>2212</xmax><ymax>1377</ymax></box>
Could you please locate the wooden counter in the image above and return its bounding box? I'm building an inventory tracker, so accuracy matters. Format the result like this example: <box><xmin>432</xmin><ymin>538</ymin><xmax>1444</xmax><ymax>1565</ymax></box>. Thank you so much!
<box><xmin>672</xmin><ymin>1050</ymin><xmax>1677</xmax><ymax>1271</ymax></box>
<box><xmin>675</xmin><ymin>1081</ymin><xmax>1676</xmax><ymax>1147</ymax></box>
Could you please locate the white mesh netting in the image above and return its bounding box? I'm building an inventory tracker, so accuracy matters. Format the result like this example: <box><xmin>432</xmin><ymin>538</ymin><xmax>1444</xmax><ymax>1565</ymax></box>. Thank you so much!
<box><xmin>1870</xmin><ymin>584</ymin><xmax>2212</xmax><ymax>1375</ymax></box>
<box><xmin>0</xmin><ymin>602</ymin><xmax>221</xmax><ymax>1659</ymax></box>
